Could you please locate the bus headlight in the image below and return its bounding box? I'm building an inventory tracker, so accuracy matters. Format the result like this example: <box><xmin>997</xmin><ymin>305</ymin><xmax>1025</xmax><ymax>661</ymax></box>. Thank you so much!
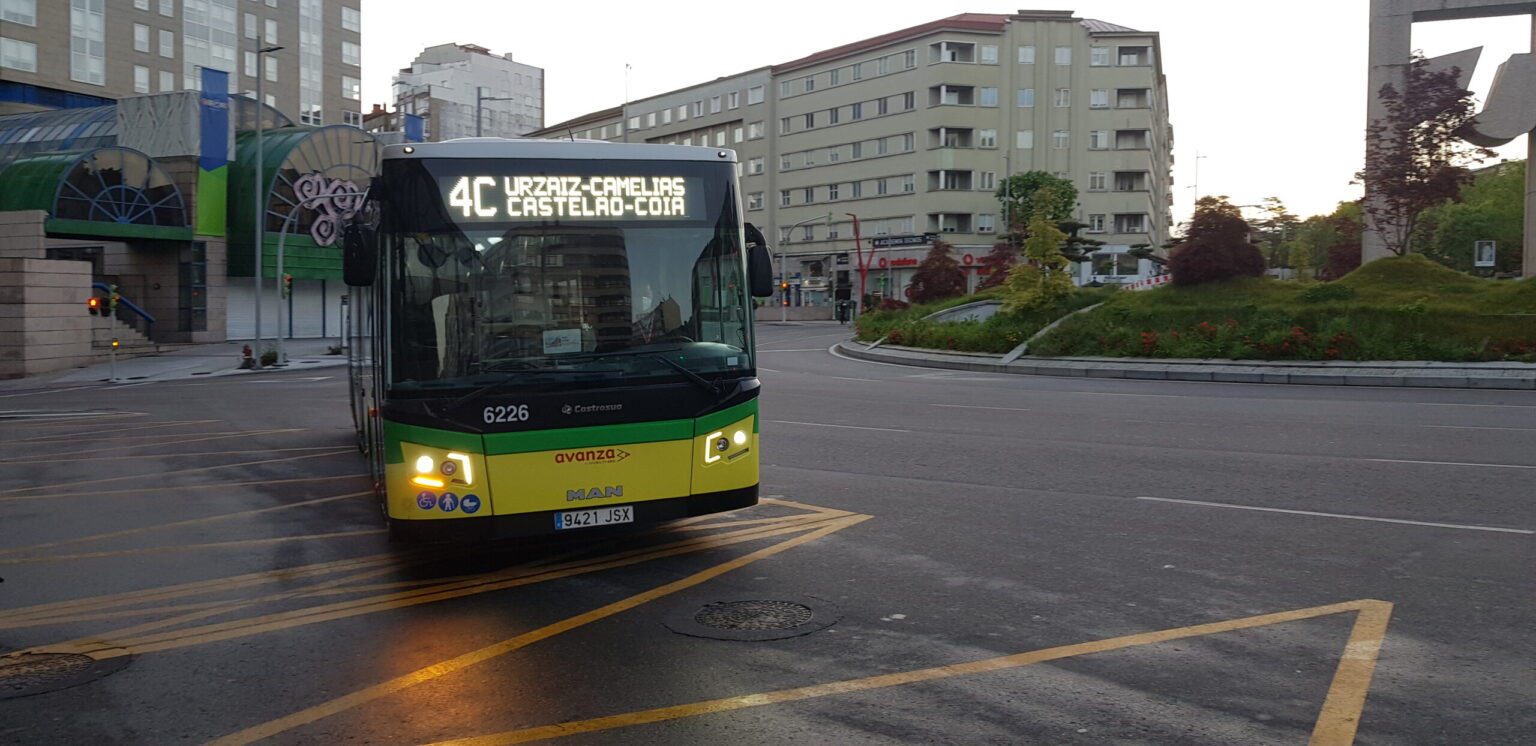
<box><xmin>732</xmin><ymin>430</ymin><xmax>747</xmax><ymax>446</ymax></box>
<box><xmin>415</xmin><ymin>455</ymin><xmax>435</xmax><ymax>473</ymax></box>
<box><xmin>704</xmin><ymin>431</ymin><xmax>724</xmax><ymax>464</ymax></box>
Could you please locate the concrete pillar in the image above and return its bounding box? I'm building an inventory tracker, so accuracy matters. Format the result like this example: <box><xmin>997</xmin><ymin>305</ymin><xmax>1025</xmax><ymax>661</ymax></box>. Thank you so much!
<box><xmin>1364</xmin><ymin>0</ymin><xmax>1415</xmax><ymax>262</ymax></box>
<box><xmin>0</xmin><ymin>210</ymin><xmax>49</xmax><ymax>259</ymax></box>
<box><xmin>1528</xmin><ymin>16</ymin><xmax>1536</xmax><ymax>278</ymax></box>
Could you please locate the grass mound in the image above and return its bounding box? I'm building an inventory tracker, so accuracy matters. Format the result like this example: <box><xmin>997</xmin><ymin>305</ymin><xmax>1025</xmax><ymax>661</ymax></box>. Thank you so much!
<box><xmin>852</xmin><ymin>287</ymin><xmax>1114</xmax><ymax>354</ymax></box>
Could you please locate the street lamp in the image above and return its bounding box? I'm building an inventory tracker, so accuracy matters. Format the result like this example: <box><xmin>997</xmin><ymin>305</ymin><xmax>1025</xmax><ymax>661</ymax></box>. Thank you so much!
<box><xmin>252</xmin><ymin>44</ymin><xmax>283</xmax><ymax>368</ymax></box>
<box><xmin>475</xmin><ymin>86</ymin><xmax>517</xmax><ymax>138</ymax></box>
<box><xmin>777</xmin><ymin>213</ymin><xmax>832</xmax><ymax>322</ymax></box>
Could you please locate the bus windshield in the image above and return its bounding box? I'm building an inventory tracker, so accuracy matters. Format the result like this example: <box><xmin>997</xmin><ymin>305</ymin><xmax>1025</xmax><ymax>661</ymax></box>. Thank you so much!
<box><xmin>380</xmin><ymin>156</ymin><xmax>753</xmax><ymax>394</ymax></box>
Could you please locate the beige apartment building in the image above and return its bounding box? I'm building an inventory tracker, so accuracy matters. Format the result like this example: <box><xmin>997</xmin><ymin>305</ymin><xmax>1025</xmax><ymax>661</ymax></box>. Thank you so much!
<box><xmin>531</xmin><ymin>10</ymin><xmax>1172</xmax><ymax>311</ymax></box>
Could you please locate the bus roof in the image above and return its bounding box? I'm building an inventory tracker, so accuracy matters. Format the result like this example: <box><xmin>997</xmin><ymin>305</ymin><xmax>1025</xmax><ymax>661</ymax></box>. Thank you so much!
<box><xmin>382</xmin><ymin>137</ymin><xmax>738</xmax><ymax>163</ymax></box>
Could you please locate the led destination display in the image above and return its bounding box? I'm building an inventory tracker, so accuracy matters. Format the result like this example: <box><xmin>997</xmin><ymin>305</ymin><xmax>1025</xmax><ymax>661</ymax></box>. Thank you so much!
<box><xmin>442</xmin><ymin>175</ymin><xmax>699</xmax><ymax>221</ymax></box>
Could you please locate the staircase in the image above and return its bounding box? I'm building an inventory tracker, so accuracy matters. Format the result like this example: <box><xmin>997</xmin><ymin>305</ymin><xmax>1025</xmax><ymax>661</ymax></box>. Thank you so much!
<box><xmin>91</xmin><ymin>316</ymin><xmax>158</xmax><ymax>361</ymax></box>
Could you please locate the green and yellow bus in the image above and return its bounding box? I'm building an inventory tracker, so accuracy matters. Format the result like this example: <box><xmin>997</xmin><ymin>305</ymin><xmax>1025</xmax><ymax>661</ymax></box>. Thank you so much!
<box><xmin>342</xmin><ymin>138</ymin><xmax>774</xmax><ymax>540</ymax></box>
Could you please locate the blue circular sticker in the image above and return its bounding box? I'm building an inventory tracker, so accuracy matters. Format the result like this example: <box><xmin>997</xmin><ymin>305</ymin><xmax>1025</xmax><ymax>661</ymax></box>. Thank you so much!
<box><xmin>416</xmin><ymin>491</ymin><xmax>437</xmax><ymax>510</ymax></box>
<box><xmin>461</xmin><ymin>494</ymin><xmax>481</xmax><ymax>514</ymax></box>
<box><xmin>439</xmin><ymin>492</ymin><xmax>459</xmax><ymax>512</ymax></box>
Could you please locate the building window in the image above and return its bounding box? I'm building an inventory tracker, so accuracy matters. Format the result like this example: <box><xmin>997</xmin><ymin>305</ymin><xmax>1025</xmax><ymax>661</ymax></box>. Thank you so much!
<box><xmin>243</xmin><ymin>12</ymin><xmax>256</xmax><ymax>39</ymax></box>
<box><xmin>851</xmin><ymin>141</ymin><xmax>862</xmax><ymax>159</ymax></box>
<box><xmin>342</xmin><ymin>6</ymin><xmax>360</xmax><ymax>32</ymax></box>
<box><xmin>662</xmin><ymin>108</ymin><xmax>672</xmax><ymax>125</ymax></box>
<box><xmin>1117</xmin><ymin>88</ymin><xmax>1151</xmax><ymax>108</ymax></box>
<box><xmin>710</xmin><ymin>96</ymin><xmax>721</xmax><ymax>113</ymax></box>
<box><xmin>1087</xmin><ymin>214</ymin><xmax>1105</xmax><ymax>233</ymax></box>
<box><xmin>780</xmin><ymin>154</ymin><xmax>791</xmax><ymax>170</ymax></box>
<box><xmin>980</xmin><ymin>44</ymin><xmax>998</xmax><ymax>64</ymax></box>
<box><xmin>802</xmin><ymin>225</ymin><xmax>814</xmax><ymax>240</ymax></box>
<box><xmin>135</xmin><ymin>0</ymin><xmax>148</xmax><ymax>9</ymax></box>
<box><xmin>780</xmin><ymin>80</ymin><xmax>792</xmax><ymax>98</ymax></box>
<box><xmin>1091</xmin><ymin>46</ymin><xmax>1110</xmax><ymax>66</ymax></box>
<box><xmin>878</xmin><ymin>56</ymin><xmax>889</xmax><ymax>74</ymax></box>
<box><xmin>627</xmin><ymin>116</ymin><xmax>640</xmax><ymax>129</ymax></box>
<box><xmin>677</xmin><ymin>105</ymin><xmax>687</xmax><ymax>121</ymax></box>
<box><xmin>828</xmin><ymin>107</ymin><xmax>839</xmax><ymax>124</ymax></box>
<box><xmin>779</xmin><ymin>117</ymin><xmax>791</xmax><ymax>135</ymax></box>
<box><xmin>828</xmin><ymin>147</ymin><xmax>839</xmax><ymax>163</ymax></box>
<box><xmin>0</xmin><ymin>36</ymin><xmax>36</xmax><ymax>72</ymax></box>
<box><xmin>264</xmin><ymin>55</ymin><xmax>276</xmax><ymax>82</ymax></box>
<box><xmin>715</xmin><ymin>131</ymin><xmax>725</xmax><ymax>147</ymax></box>
<box><xmin>1</xmin><ymin>0</ymin><xmax>35</xmax><ymax>25</ymax></box>
<box><xmin>903</xmin><ymin>49</ymin><xmax>915</xmax><ymax>68</ymax></box>
<box><xmin>1054</xmin><ymin>88</ymin><xmax>1070</xmax><ymax>107</ymax></box>
<box><xmin>851</xmin><ymin>102</ymin><xmax>862</xmax><ymax>120</ymax></box>
<box><xmin>342</xmin><ymin>41</ymin><xmax>360</xmax><ymax>66</ymax></box>
<box><xmin>878</xmin><ymin>97</ymin><xmax>888</xmax><ymax>115</ymax></box>
<box><xmin>804</xmin><ymin>149</ymin><xmax>815</xmax><ymax>166</ymax></box>
<box><xmin>1090</xmin><ymin>89</ymin><xmax>1109</xmax><ymax>108</ymax></box>
<box><xmin>646</xmin><ymin>112</ymin><xmax>656</xmax><ymax>127</ymax></box>
<box><xmin>342</xmin><ymin>75</ymin><xmax>360</xmax><ymax>100</ymax></box>
<box><xmin>1018</xmin><ymin>45</ymin><xmax>1035</xmax><ymax>64</ymax></box>
<box><xmin>902</xmin><ymin>174</ymin><xmax>914</xmax><ymax>193</ymax></box>
<box><xmin>725</xmin><ymin>91</ymin><xmax>739</xmax><ymax>109</ymax></box>
<box><xmin>781</xmin><ymin>190</ymin><xmax>791</xmax><ymax>207</ymax></box>
<box><xmin>243</xmin><ymin>50</ymin><xmax>255</xmax><ymax>77</ymax></box>
<box><xmin>1088</xmin><ymin>172</ymin><xmax>1107</xmax><ymax>191</ymax></box>
<box><xmin>747</xmin><ymin>85</ymin><xmax>764</xmax><ymax>105</ymax></box>
<box><xmin>877</xmin><ymin>178</ymin><xmax>888</xmax><ymax>196</ymax></box>
<box><xmin>804</xmin><ymin>76</ymin><xmax>815</xmax><ymax>92</ymax></box>
<box><xmin>1114</xmin><ymin>214</ymin><xmax>1148</xmax><ymax>233</ymax></box>
<box><xmin>343</xmin><ymin>110</ymin><xmax>362</xmax><ymax>127</ymax></box>
<box><xmin>748</xmin><ymin>157</ymin><xmax>763</xmax><ymax>175</ymax></box>
<box><xmin>748</xmin><ymin>121</ymin><xmax>763</xmax><ymax>139</ymax></box>
<box><xmin>903</xmin><ymin>133</ymin><xmax>914</xmax><ymax>151</ymax></box>
<box><xmin>159</xmin><ymin>0</ymin><xmax>173</xmax><ymax>15</ymax></box>
<box><xmin>1089</xmin><ymin>130</ymin><xmax>1109</xmax><ymax>149</ymax></box>
<box><xmin>1119</xmin><ymin>46</ymin><xmax>1151</xmax><ymax>66</ymax></box>
<box><xmin>70</xmin><ymin>0</ymin><xmax>106</xmax><ymax>85</ymax></box>
<box><xmin>851</xmin><ymin>62</ymin><xmax>862</xmax><ymax>80</ymax></box>
<box><xmin>734</xmin><ymin>126</ymin><xmax>744</xmax><ymax>143</ymax></box>
<box><xmin>877</xmin><ymin>138</ymin><xmax>888</xmax><ymax>155</ymax></box>
<box><xmin>851</xmin><ymin>181</ymin><xmax>862</xmax><ymax>198</ymax></box>
<box><xmin>977</xmin><ymin>214</ymin><xmax>995</xmax><ymax>233</ymax></box>
<box><xmin>134</xmin><ymin>23</ymin><xmax>151</xmax><ymax>53</ymax></box>
<box><xmin>1016</xmin><ymin>130</ymin><xmax>1033</xmax><ymax>149</ymax></box>
<box><xmin>1052</xmin><ymin>130</ymin><xmax>1069</xmax><ymax>149</ymax></box>
<box><xmin>747</xmin><ymin>192</ymin><xmax>764</xmax><ymax>210</ymax></box>
<box><xmin>264</xmin><ymin>19</ymin><xmax>276</xmax><ymax>44</ymax></box>
<box><xmin>692</xmin><ymin>100</ymin><xmax>703</xmax><ymax>117</ymax></box>
<box><xmin>903</xmin><ymin>91</ymin><xmax>914</xmax><ymax>110</ymax></box>
<box><xmin>979</xmin><ymin>129</ymin><xmax>996</xmax><ymax>148</ymax></box>
<box><xmin>1016</xmin><ymin>88</ymin><xmax>1034</xmax><ymax>107</ymax></box>
<box><xmin>803</xmin><ymin>187</ymin><xmax>814</xmax><ymax>204</ymax></box>
<box><xmin>828</xmin><ymin>183</ymin><xmax>839</xmax><ymax>200</ymax></box>
<box><xmin>804</xmin><ymin>112</ymin><xmax>814</xmax><ymax>129</ymax></box>
<box><xmin>979</xmin><ymin>87</ymin><xmax>997</xmax><ymax>106</ymax></box>
<box><xmin>159</xmin><ymin>69</ymin><xmax>175</xmax><ymax>91</ymax></box>
<box><xmin>1055</xmin><ymin>46</ymin><xmax>1071</xmax><ymax>65</ymax></box>
<box><xmin>981</xmin><ymin>171</ymin><xmax>996</xmax><ymax>190</ymax></box>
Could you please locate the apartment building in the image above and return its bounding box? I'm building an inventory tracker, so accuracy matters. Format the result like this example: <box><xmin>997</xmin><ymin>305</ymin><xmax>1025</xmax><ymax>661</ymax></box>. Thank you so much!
<box><xmin>392</xmin><ymin>43</ymin><xmax>544</xmax><ymax>141</ymax></box>
<box><xmin>0</xmin><ymin>0</ymin><xmax>362</xmax><ymax>126</ymax></box>
<box><xmin>530</xmin><ymin>10</ymin><xmax>1173</xmax><ymax>309</ymax></box>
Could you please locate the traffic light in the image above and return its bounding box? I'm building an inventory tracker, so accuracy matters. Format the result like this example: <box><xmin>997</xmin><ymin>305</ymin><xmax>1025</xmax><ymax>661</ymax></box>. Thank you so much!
<box><xmin>107</xmin><ymin>284</ymin><xmax>120</xmax><ymax>314</ymax></box>
<box><xmin>281</xmin><ymin>274</ymin><xmax>293</xmax><ymax>299</ymax></box>
<box><xmin>87</xmin><ymin>296</ymin><xmax>102</xmax><ymax>315</ymax></box>
<box><xmin>780</xmin><ymin>281</ymin><xmax>789</xmax><ymax>306</ymax></box>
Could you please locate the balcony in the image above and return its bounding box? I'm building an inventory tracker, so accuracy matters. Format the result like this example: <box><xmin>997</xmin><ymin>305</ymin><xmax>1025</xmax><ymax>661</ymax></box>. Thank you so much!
<box><xmin>927</xmin><ymin>170</ymin><xmax>974</xmax><ymax>191</ymax></box>
<box><xmin>927</xmin><ymin>213</ymin><xmax>973</xmax><ymax>233</ymax></box>
<box><xmin>929</xmin><ymin>41</ymin><xmax>976</xmax><ymax>64</ymax></box>
<box><xmin>929</xmin><ymin>85</ymin><xmax>976</xmax><ymax>107</ymax></box>
<box><xmin>1113</xmin><ymin>171</ymin><xmax>1149</xmax><ymax>192</ymax></box>
<box><xmin>1116</xmin><ymin>89</ymin><xmax>1150</xmax><ymax>108</ymax></box>
<box><xmin>928</xmin><ymin>127</ymin><xmax>974</xmax><ymax>149</ymax></box>
<box><xmin>1115</xmin><ymin>130</ymin><xmax>1149</xmax><ymax>149</ymax></box>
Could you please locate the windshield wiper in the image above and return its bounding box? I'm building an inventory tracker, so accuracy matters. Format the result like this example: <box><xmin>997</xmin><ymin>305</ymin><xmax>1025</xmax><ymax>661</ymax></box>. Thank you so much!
<box><xmin>649</xmin><ymin>354</ymin><xmax>722</xmax><ymax>395</ymax></box>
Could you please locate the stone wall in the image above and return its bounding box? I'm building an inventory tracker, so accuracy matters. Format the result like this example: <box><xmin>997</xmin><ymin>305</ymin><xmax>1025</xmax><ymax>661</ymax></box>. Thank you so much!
<box><xmin>0</xmin><ymin>257</ymin><xmax>93</xmax><ymax>379</ymax></box>
<box><xmin>0</xmin><ymin>210</ymin><xmax>48</xmax><ymax>259</ymax></box>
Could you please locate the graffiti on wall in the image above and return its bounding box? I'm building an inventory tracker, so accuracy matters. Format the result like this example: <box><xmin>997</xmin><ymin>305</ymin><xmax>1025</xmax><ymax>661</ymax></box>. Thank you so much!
<box><xmin>293</xmin><ymin>173</ymin><xmax>365</xmax><ymax>247</ymax></box>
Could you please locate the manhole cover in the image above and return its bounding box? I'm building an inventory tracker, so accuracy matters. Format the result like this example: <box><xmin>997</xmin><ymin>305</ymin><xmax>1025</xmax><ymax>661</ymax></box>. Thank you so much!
<box><xmin>0</xmin><ymin>652</ymin><xmax>130</xmax><ymax>700</ymax></box>
<box><xmin>665</xmin><ymin>595</ymin><xmax>840</xmax><ymax>641</ymax></box>
<box><xmin>695</xmin><ymin>600</ymin><xmax>814</xmax><ymax>630</ymax></box>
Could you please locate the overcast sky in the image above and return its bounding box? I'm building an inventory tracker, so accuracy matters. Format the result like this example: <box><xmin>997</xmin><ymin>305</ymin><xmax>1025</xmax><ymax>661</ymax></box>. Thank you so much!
<box><xmin>361</xmin><ymin>0</ymin><xmax>1533</xmax><ymax>225</ymax></box>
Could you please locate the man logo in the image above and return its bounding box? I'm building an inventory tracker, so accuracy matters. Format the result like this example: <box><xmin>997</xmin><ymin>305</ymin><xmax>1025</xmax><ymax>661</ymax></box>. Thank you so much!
<box><xmin>567</xmin><ymin>485</ymin><xmax>624</xmax><ymax>501</ymax></box>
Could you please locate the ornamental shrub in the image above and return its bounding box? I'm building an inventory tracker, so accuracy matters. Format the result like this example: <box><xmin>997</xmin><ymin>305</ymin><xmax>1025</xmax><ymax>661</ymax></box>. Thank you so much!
<box><xmin>1168</xmin><ymin>196</ymin><xmax>1266</xmax><ymax>286</ymax></box>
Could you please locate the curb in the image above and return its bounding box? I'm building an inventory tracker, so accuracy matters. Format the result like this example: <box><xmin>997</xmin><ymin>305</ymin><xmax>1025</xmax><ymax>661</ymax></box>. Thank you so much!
<box><xmin>834</xmin><ymin>342</ymin><xmax>1536</xmax><ymax>390</ymax></box>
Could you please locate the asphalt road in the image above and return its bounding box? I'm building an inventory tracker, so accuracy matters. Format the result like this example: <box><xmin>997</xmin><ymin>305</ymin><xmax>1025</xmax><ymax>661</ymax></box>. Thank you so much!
<box><xmin>1</xmin><ymin>322</ymin><xmax>1532</xmax><ymax>745</ymax></box>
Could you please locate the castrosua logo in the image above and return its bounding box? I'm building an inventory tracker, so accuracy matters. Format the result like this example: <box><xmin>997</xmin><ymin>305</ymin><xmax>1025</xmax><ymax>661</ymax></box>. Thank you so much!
<box><xmin>561</xmin><ymin>403</ymin><xmax>623</xmax><ymax>415</ymax></box>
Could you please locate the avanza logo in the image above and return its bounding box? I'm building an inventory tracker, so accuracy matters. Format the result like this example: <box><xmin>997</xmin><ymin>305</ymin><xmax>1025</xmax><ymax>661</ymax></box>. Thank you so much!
<box><xmin>567</xmin><ymin>485</ymin><xmax>624</xmax><ymax>501</ymax></box>
<box><xmin>553</xmin><ymin>448</ymin><xmax>629</xmax><ymax>465</ymax></box>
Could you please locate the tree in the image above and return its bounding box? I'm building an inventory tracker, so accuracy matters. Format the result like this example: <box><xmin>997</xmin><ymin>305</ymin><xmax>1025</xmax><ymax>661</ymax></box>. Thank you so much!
<box><xmin>1168</xmin><ymin>196</ymin><xmax>1266</xmax><ymax>286</ymax></box>
<box><xmin>996</xmin><ymin>171</ymin><xmax>1077</xmax><ymax>242</ymax></box>
<box><xmin>907</xmin><ymin>239</ymin><xmax>967</xmax><ymax>304</ymax></box>
<box><xmin>1357</xmin><ymin>53</ymin><xmax>1495</xmax><ymax>256</ymax></box>
<box><xmin>1319</xmin><ymin>202</ymin><xmax>1364</xmax><ymax>280</ymax></box>
<box><xmin>1057</xmin><ymin>220</ymin><xmax>1105</xmax><ymax>265</ymax></box>
<box><xmin>975</xmin><ymin>239</ymin><xmax>1017</xmax><ymax>290</ymax></box>
<box><xmin>1003</xmin><ymin>213</ymin><xmax>1073</xmax><ymax>311</ymax></box>
<box><xmin>1251</xmin><ymin>197</ymin><xmax>1300</xmax><ymax>269</ymax></box>
<box><xmin>1415</xmin><ymin>161</ymin><xmax>1525</xmax><ymax>274</ymax></box>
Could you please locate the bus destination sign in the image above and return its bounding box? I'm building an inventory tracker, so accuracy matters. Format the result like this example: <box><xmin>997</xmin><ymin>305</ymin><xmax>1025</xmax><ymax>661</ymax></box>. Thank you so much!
<box><xmin>443</xmin><ymin>175</ymin><xmax>697</xmax><ymax>221</ymax></box>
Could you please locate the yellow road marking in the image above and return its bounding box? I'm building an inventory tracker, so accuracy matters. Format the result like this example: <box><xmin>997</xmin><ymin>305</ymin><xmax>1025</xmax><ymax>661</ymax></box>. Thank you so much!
<box><xmin>0</xmin><ymin>491</ymin><xmax>369</xmax><ymax>558</ymax></box>
<box><xmin>0</xmin><ymin>444</ymin><xmax>346</xmax><ymax>466</ymax></box>
<box><xmin>207</xmin><ymin>512</ymin><xmax>871</xmax><ymax>746</ymax></box>
<box><xmin>425</xmin><ymin>599</ymin><xmax>1392</xmax><ymax>746</ymax></box>
<box><xmin>4</xmin><ymin>420</ymin><xmax>220</xmax><ymax>443</ymax></box>
<box><xmin>1311</xmin><ymin>600</ymin><xmax>1394</xmax><ymax>745</ymax></box>
<box><xmin>61</xmin><ymin>513</ymin><xmax>845</xmax><ymax>658</ymax></box>
<box><xmin>0</xmin><ymin>429</ymin><xmax>304</xmax><ymax>463</ymax></box>
<box><xmin>760</xmin><ymin>496</ymin><xmax>851</xmax><ymax>515</ymax></box>
<box><xmin>0</xmin><ymin>412</ymin><xmax>144</xmax><ymax>429</ymax></box>
<box><xmin>0</xmin><ymin>449</ymin><xmax>351</xmax><ymax>495</ymax></box>
<box><xmin>0</xmin><ymin>551</ymin><xmax>414</xmax><ymax>624</ymax></box>
<box><xmin>0</xmin><ymin>528</ymin><xmax>383</xmax><ymax>566</ymax></box>
<box><xmin>0</xmin><ymin>473</ymin><xmax>366</xmax><ymax>503</ymax></box>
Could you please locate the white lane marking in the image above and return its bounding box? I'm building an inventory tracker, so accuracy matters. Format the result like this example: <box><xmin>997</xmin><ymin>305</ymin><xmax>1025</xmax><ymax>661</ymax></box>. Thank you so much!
<box><xmin>1365</xmin><ymin>458</ymin><xmax>1536</xmax><ymax>470</ymax></box>
<box><xmin>768</xmin><ymin>420</ymin><xmax>910</xmax><ymax>433</ymax></box>
<box><xmin>0</xmin><ymin>386</ymin><xmax>97</xmax><ymax>399</ymax></box>
<box><xmin>830</xmin><ymin>376</ymin><xmax>880</xmax><ymax>382</ymax></box>
<box><xmin>930</xmin><ymin>404</ymin><xmax>1032</xmax><ymax>412</ymax></box>
<box><xmin>759</xmin><ymin>349</ymin><xmax>829</xmax><ymax>353</ymax></box>
<box><xmin>0</xmin><ymin>411</ymin><xmax>136</xmax><ymax>419</ymax></box>
<box><xmin>1419</xmin><ymin>402</ymin><xmax>1536</xmax><ymax>409</ymax></box>
<box><xmin>241</xmin><ymin>376</ymin><xmax>333</xmax><ymax>383</ymax></box>
<box><xmin>1136</xmin><ymin>496</ymin><xmax>1534</xmax><ymax>535</ymax></box>
<box><xmin>1421</xmin><ymin>424</ymin><xmax>1536</xmax><ymax>432</ymax></box>
<box><xmin>757</xmin><ymin>367</ymin><xmax>782</xmax><ymax>373</ymax></box>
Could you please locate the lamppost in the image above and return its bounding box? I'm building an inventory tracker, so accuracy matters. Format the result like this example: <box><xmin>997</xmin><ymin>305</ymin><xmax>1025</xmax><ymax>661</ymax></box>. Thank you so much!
<box><xmin>475</xmin><ymin>86</ymin><xmax>516</xmax><ymax>138</ymax></box>
<box><xmin>777</xmin><ymin>213</ymin><xmax>832</xmax><ymax>322</ymax></box>
<box><xmin>252</xmin><ymin>44</ymin><xmax>283</xmax><ymax>368</ymax></box>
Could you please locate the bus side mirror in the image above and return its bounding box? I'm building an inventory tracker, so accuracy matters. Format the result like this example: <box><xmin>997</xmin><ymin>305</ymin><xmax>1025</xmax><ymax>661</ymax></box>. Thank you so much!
<box><xmin>744</xmin><ymin>223</ymin><xmax>774</xmax><ymax>298</ymax></box>
<box><xmin>343</xmin><ymin>223</ymin><xmax>376</xmax><ymax>287</ymax></box>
